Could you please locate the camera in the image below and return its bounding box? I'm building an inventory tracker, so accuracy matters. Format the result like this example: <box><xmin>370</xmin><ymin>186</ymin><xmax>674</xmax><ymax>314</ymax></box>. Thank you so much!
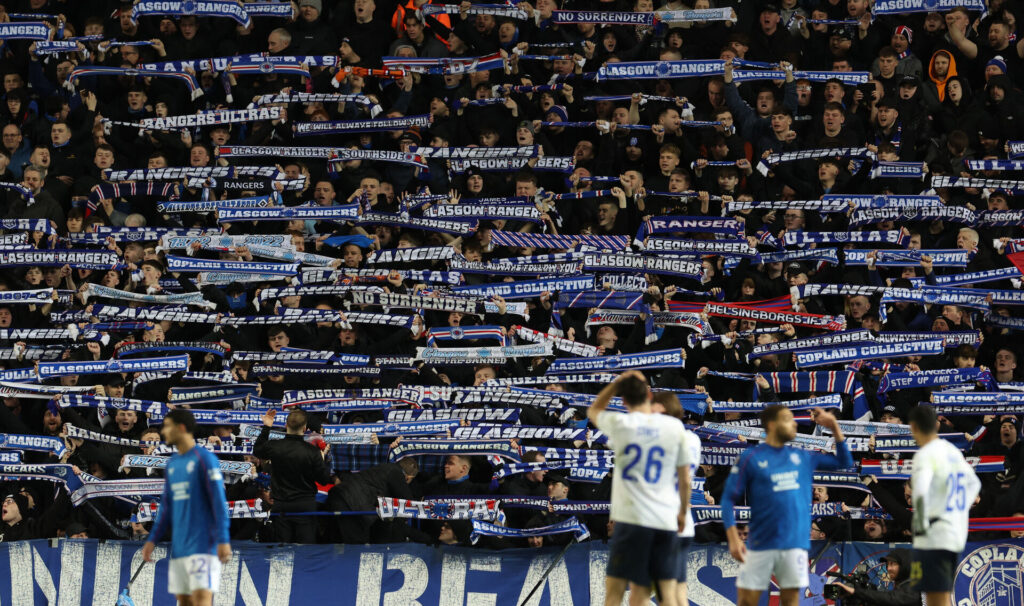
<box><xmin>822</xmin><ymin>568</ymin><xmax>873</xmax><ymax>605</ymax></box>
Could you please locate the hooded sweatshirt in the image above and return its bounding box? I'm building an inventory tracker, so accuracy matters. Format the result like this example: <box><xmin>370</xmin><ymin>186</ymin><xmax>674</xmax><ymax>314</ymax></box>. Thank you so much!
<box><xmin>927</xmin><ymin>50</ymin><xmax>958</xmax><ymax>102</ymax></box>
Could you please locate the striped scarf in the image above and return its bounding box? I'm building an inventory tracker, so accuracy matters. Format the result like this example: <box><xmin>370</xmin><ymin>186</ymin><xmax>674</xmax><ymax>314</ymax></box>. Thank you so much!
<box><xmin>758</xmin><ymin>371</ymin><xmax>868</xmax><ymax>419</ymax></box>
<box><xmin>70</xmin><ymin>66</ymin><xmax>202</xmax><ymax>99</ymax></box>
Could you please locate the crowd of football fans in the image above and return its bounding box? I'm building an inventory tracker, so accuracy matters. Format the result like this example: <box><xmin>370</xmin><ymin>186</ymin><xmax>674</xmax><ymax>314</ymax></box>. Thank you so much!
<box><xmin>1</xmin><ymin>0</ymin><xmax>1024</xmax><ymax>550</ymax></box>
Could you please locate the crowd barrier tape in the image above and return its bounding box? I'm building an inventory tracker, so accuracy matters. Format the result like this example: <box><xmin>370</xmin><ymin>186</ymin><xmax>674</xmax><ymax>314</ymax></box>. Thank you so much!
<box><xmin>0</xmin><ymin>538</ymin><xmax>1020</xmax><ymax>604</ymax></box>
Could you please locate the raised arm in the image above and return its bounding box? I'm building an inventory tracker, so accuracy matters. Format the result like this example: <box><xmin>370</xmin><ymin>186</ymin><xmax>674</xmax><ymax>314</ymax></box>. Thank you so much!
<box><xmin>586</xmin><ymin>369</ymin><xmax>645</xmax><ymax>425</ymax></box>
<box><xmin>811</xmin><ymin>408</ymin><xmax>854</xmax><ymax>469</ymax></box>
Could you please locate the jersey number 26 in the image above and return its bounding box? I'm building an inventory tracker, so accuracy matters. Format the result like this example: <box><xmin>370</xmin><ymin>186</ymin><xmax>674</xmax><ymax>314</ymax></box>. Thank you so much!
<box><xmin>621</xmin><ymin>444</ymin><xmax>664</xmax><ymax>483</ymax></box>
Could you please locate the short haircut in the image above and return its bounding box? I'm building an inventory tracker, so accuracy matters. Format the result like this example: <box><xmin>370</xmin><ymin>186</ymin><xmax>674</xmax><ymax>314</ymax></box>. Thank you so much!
<box><xmin>523</xmin><ymin>450</ymin><xmax>545</xmax><ymax>463</ymax></box>
<box><xmin>514</xmin><ymin>171</ymin><xmax>538</xmax><ymax>186</ymax></box>
<box><xmin>165</xmin><ymin>408</ymin><xmax>196</xmax><ymax>434</ymax></box>
<box><xmin>760</xmin><ymin>404</ymin><xmax>787</xmax><ymax>429</ymax></box>
<box><xmin>617</xmin><ymin>375</ymin><xmax>649</xmax><ymax>407</ymax></box>
<box><xmin>286</xmin><ymin>408</ymin><xmax>308</xmax><ymax>431</ymax></box>
<box><xmin>878</xmin><ymin>46</ymin><xmax>897</xmax><ymax>59</ymax></box>
<box><xmin>822</xmin><ymin>101</ymin><xmax>845</xmax><ymax>114</ymax></box>
<box><xmin>398</xmin><ymin>457</ymin><xmax>419</xmax><ymax>477</ymax></box>
<box><xmin>660</xmin><ymin>143</ymin><xmax>681</xmax><ymax>158</ymax></box>
<box><xmin>450</xmin><ymin>454</ymin><xmax>472</xmax><ymax>469</ymax></box>
<box><xmin>908</xmin><ymin>405</ymin><xmax>938</xmax><ymax>435</ymax></box>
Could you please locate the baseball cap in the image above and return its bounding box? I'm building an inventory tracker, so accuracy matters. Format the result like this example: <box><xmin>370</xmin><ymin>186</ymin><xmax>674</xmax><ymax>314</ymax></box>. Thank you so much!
<box><xmin>545</xmin><ymin>473</ymin><xmax>570</xmax><ymax>486</ymax></box>
<box><xmin>785</xmin><ymin>262</ymin><xmax>808</xmax><ymax>277</ymax></box>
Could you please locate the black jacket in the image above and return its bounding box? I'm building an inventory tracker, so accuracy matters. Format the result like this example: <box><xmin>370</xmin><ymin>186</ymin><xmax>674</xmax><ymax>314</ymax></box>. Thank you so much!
<box><xmin>252</xmin><ymin>428</ymin><xmax>332</xmax><ymax>506</ymax></box>
<box><xmin>335</xmin><ymin>463</ymin><xmax>411</xmax><ymax>511</ymax></box>
<box><xmin>851</xmin><ymin>548</ymin><xmax>919</xmax><ymax>606</ymax></box>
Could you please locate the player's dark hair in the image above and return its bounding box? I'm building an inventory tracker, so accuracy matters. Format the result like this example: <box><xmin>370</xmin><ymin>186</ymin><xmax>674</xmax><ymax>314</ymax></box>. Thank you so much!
<box><xmin>760</xmin><ymin>404</ymin><xmax>787</xmax><ymax>429</ymax></box>
<box><xmin>286</xmin><ymin>408</ymin><xmax>308</xmax><ymax>432</ymax></box>
<box><xmin>651</xmin><ymin>391</ymin><xmax>684</xmax><ymax>419</ymax></box>
<box><xmin>618</xmin><ymin>375</ymin><xmax>649</xmax><ymax>407</ymax></box>
<box><xmin>165</xmin><ymin>408</ymin><xmax>196</xmax><ymax>434</ymax></box>
<box><xmin>908</xmin><ymin>405</ymin><xmax>939</xmax><ymax>435</ymax></box>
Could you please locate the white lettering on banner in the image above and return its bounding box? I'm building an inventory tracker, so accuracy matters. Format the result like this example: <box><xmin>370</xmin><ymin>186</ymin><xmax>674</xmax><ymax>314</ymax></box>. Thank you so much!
<box><xmin>516</xmin><ymin>553</ymin><xmax>575</xmax><ymax>606</ymax></box>
<box><xmin>92</xmin><ymin>542</ymin><xmax>123</xmax><ymax>604</ymax></box>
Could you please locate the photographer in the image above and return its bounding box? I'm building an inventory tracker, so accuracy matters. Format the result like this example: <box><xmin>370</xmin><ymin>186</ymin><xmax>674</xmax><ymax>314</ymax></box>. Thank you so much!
<box><xmin>832</xmin><ymin>549</ymin><xmax>917</xmax><ymax>606</ymax></box>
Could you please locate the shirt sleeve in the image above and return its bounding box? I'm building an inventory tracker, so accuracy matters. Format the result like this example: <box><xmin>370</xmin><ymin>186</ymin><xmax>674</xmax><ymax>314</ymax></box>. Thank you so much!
<box><xmin>146</xmin><ymin>473</ymin><xmax>173</xmax><ymax>544</ymax></box>
<box><xmin>594</xmin><ymin>410</ymin><xmax>619</xmax><ymax>436</ymax></box>
<box><xmin>198</xmin><ymin>450</ymin><xmax>231</xmax><ymax>545</ymax></box>
<box><xmin>675</xmin><ymin>425</ymin><xmax>692</xmax><ymax>469</ymax></box>
<box><xmin>911</xmin><ymin>450</ymin><xmax>934</xmax><ymax>529</ymax></box>
<box><xmin>720</xmin><ymin>450</ymin><xmax>750</xmax><ymax>529</ymax></box>
<box><xmin>812</xmin><ymin>439</ymin><xmax>854</xmax><ymax>471</ymax></box>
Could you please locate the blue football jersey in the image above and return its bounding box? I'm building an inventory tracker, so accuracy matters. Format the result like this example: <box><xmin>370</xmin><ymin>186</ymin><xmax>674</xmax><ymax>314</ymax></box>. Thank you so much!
<box><xmin>720</xmin><ymin>441</ymin><xmax>852</xmax><ymax>551</ymax></box>
<box><xmin>147</xmin><ymin>445</ymin><xmax>230</xmax><ymax>558</ymax></box>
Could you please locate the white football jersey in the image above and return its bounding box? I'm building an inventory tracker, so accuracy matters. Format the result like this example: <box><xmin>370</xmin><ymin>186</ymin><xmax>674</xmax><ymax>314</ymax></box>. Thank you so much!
<box><xmin>910</xmin><ymin>437</ymin><xmax>980</xmax><ymax>552</ymax></box>
<box><xmin>679</xmin><ymin>428</ymin><xmax>702</xmax><ymax>538</ymax></box>
<box><xmin>596</xmin><ymin>410</ymin><xmax>691</xmax><ymax>532</ymax></box>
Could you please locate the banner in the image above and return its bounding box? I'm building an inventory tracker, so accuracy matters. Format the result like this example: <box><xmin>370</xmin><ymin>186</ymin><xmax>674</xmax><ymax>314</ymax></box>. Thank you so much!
<box><xmin>3</xmin><ymin>537</ymin><xmax>1023</xmax><ymax>605</ymax></box>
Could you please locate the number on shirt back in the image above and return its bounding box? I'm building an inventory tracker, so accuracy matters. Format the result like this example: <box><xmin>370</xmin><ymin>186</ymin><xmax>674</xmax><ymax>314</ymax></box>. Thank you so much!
<box><xmin>945</xmin><ymin>472</ymin><xmax>966</xmax><ymax>512</ymax></box>
<box><xmin>621</xmin><ymin>444</ymin><xmax>664</xmax><ymax>483</ymax></box>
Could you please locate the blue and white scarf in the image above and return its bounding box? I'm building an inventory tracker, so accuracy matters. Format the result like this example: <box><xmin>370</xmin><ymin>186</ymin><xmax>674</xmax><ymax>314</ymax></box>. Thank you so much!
<box><xmin>641</xmin><ymin>238</ymin><xmax>757</xmax><ymax>257</ymax></box>
<box><xmin>381</xmin><ymin>53</ymin><xmax>506</xmax><ymax>75</ymax></box>
<box><xmin>0</xmin><ymin>434</ymin><xmax>66</xmax><ymax>458</ymax></box>
<box><xmin>879</xmin><ymin>287</ymin><xmax>990</xmax><ymax>321</ymax></box>
<box><xmin>470</xmin><ymin>517</ymin><xmax>589</xmax><ymax>544</ymax></box>
<box><xmin>756</xmin><ymin>147</ymin><xmax>875</xmax><ymax>176</ymax></box>
<box><xmin>582</xmin><ymin>252</ymin><xmax>703</xmax><ymax>279</ymax></box>
<box><xmin>388</xmin><ymin>439</ymin><xmax>521</xmax><ymax>462</ymax></box>
<box><xmin>295</xmin><ymin>115</ymin><xmax>431</xmax><ymax>135</ymax></box>
<box><xmin>795</xmin><ymin>340</ymin><xmax>944</xmax><ymax>369</ymax></box>
<box><xmin>165</xmin><ymin>255</ymin><xmax>298</xmax><ymax>276</ymax></box>
<box><xmin>59</xmin><ymin>394</ymin><xmax>167</xmax><ymax>418</ymax></box>
<box><xmin>451</xmin><ymin>276</ymin><xmax>594</xmax><ymax>299</ymax></box>
<box><xmin>843</xmin><ymin>249</ymin><xmax>971</xmax><ymax>267</ymax></box>
<box><xmin>513</xmin><ymin>325</ymin><xmax>601</xmax><ymax>357</ymax></box>
<box><xmin>415</xmin><ymin>344</ymin><xmax>552</xmax><ymax>364</ymax></box>
<box><xmin>359</xmin><ymin>212</ymin><xmax>477</xmax><ymax>236</ymax></box>
<box><xmin>850</xmin><ymin>206</ymin><xmax>977</xmax><ymax>227</ymax></box>
<box><xmin>878</xmin><ymin>368</ymin><xmax>995</xmax><ymax>396</ymax></box>
<box><xmin>83</xmin><ymin>283</ymin><xmax>214</xmax><ymax>309</ymax></box>
<box><xmin>748</xmin><ymin>329</ymin><xmax>874</xmax><ymax>360</ymax></box>
<box><xmin>874</xmin><ymin>0</ymin><xmax>982</xmax><ymax>14</ymax></box>
<box><xmin>783</xmin><ymin>230</ymin><xmax>908</xmax><ymax>247</ymax></box>
<box><xmin>131</xmin><ymin>0</ymin><xmax>252</xmax><ymax>25</ymax></box>
<box><xmin>70</xmin><ymin>66</ymin><xmax>202</xmax><ymax>99</ymax></box>
<box><xmin>821</xmin><ymin>194</ymin><xmax>942</xmax><ymax>210</ymax></box>
<box><xmin>0</xmin><ymin>22</ymin><xmax>50</xmax><ymax>40</ymax></box>
<box><xmin>546</xmin><ymin>348</ymin><xmax>685</xmax><ymax>374</ymax></box>
<box><xmin>870</xmin><ymin>162</ymin><xmax>927</xmax><ymax>179</ymax></box>
<box><xmin>426</xmin><ymin>325</ymin><xmax>506</xmax><ymax>347</ymax></box>
<box><xmin>37</xmin><ymin>354</ymin><xmax>189</xmax><ymax>378</ymax></box>
<box><xmin>217</xmin><ymin>203</ymin><xmax>358</xmax><ymax>223</ymax></box>
<box><xmin>931</xmin><ymin>391</ymin><xmax>1024</xmax><ymax>405</ymax></box>
<box><xmin>0</xmin><ymin>249</ymin><xmax>120</xmax><ymax>269</ymax></box>
<box><xmin>712</xmin><ymin>394</ymin><xmax>841</xmax><ymax>413</ymax></box>
<box><xmin>377</xmin><ymin>497</ymin><xmax>501</xmax><ymax>521</ymax></box>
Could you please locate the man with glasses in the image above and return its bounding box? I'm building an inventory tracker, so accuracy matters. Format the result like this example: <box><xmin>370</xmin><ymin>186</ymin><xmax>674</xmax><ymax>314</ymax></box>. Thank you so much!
<box><xmin>1</xmin><ymin>125</ymin><xmax>30</xmax><ymax>179</ymax></box>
